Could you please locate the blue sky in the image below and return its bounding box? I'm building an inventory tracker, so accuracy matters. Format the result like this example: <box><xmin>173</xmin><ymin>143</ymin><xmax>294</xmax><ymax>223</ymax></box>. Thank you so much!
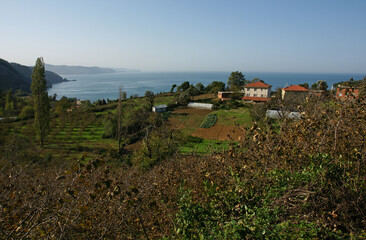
<box><xmin>1</xmin><ymin>0</ymin><xmax>365</xmax><ymax>73</ymax></box>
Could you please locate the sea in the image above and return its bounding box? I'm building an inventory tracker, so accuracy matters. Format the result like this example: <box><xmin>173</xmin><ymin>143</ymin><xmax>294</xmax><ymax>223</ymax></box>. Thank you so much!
<box><xmin>47</xmin><ymin>71</ymin><xmax>365</xmax><ymax>102</ymax></box>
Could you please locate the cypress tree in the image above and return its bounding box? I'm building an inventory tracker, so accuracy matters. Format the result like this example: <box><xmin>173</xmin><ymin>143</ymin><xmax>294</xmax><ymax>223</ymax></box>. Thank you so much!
<box><xmin>31</xmin><ymin>57</ymin><xmax>50</xmax><ymax>147</ymax></box>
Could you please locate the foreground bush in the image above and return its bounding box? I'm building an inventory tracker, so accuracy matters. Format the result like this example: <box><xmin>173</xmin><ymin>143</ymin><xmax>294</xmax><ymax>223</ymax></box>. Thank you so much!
<box><xmin>1</xmin><ymin>96</ymin><xmax>365</xmax><ymax>239</ymax></box>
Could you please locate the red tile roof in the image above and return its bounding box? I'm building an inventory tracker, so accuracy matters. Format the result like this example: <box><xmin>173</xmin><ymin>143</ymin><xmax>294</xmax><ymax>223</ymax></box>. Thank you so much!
<box><xmin>244</xmin><ymin>81</ymin><xmax>272</xmax><ymax>88</ymax></box>
<box><xmin>242</xmin><ymin>96</ymin><xmax>271</xmax><ymax>102</ymax></box>
<box><xmin>282</xmin><ymin>85</ymin><xmax>309</xmax><ymax>92</ymax></box>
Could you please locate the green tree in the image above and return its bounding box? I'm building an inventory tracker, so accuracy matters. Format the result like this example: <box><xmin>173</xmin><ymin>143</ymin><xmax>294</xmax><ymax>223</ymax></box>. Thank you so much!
<box><xmin>177</xmin><ymin>81</ymin><xmax>190</xmax><ymax>92</ymax></box>
<box><xmin>55</xmin><ymin>96</ymin><xmax>71</xmax><ymax>116</ymax></box>
<box><xmin>170</xmin><ymin>84</ymin><xmax>177</xmax><ymax>93</ymax></box>
<box><xmin>195</xmin><ymin>83</ymin><xmax>204</xmax><ymax>93</ymax></box>
<box><xmin>249</xmin><ymin>78</ymin><xmax>264</xmax><ymax>83</ymax></box>
<box><xmin>186</xmin><ymin>85</ymin><xmax>200</xmax><ymax>96</ymax></box>
<box><xmin>145</xmin><ymin>90</ymin><xmax>155</xmax><ymax>111</ymax></box>
<box><xmin>299</xmin><ymin>83</ymin><xmax>309</xmax><ymax>89</ymax></box>
<box><xmin>117</xmin><ymin>87</ymin><xmax>124</xmax><ymax>153</ymax></box>
<box><xmin>312</xmin><ymin>80</ymin><xmax>328</xmax><ymax>90</ymax></box>
<box><xmin>31</xmin><ymin>57</ymin><xmax>50</xmax><ymax>147</ymax></box>
<box><xmin>227</xmin><ymin>71</ymin><xmax>246</xmax><ymax>90</ymax></box>
<box><xmin>4</xmin><ymin>89</ymin><xmax>14</xmax><ymax>116</ymax></box>
<box><xmin>205</xmin><ymin>81</ymin><xmax>225</xmax><ymax>93</ymax></box>
<box><xmin>19</xmin><ymin>105</ymin><xmax>34</xmax><ymax>120</ymax></box>
<box><xmin>122</xmin><ymin>91</ymin><xmax>127</xmax><ymax>100</ymax></box>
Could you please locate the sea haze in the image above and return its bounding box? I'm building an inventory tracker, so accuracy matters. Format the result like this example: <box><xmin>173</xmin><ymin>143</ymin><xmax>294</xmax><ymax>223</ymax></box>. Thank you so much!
<box><xmin>47</xmin><ymin>72</ymin><xmax>365</xmax><ymax>102</ymax></box>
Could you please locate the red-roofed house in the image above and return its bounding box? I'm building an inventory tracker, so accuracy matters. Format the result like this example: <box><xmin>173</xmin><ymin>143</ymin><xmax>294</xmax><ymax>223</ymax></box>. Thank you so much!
<box><xmin>242</xmin><ymin>81</ymin><xmax>272</xmax><ymax>102</ymax></box>
<box><xmin>281</xmin><ymin>85</ymin><xmax>309</xmax><ymax>100</ymax></box>
<box><xmin>335</xmin><ymin>86</ymin><xmax>360</xmax><ymax>101</ymax></box>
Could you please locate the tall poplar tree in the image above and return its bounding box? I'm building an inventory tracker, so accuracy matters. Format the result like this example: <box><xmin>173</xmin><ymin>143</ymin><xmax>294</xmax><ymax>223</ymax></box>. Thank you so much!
<box><xmin>117</xmin><ymin>86</ymin><xmax>123</xmax><ymax>153</ymax></box>
<box><xmin>31</xmin><ymin>57</ymin><xmax>50</xmax><ymax>147</ymax></box>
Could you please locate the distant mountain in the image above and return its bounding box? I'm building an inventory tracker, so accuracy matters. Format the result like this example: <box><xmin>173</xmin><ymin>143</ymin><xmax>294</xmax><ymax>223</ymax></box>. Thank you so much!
<box><xmin>0</xmin><ymin>58</ymin><xmax>68</xmax><ymax>91</ymax></box>
<box><xmin>45</xmin><ymin>64</ymin><xmax>139</xmax><ymax>75</ymax></box>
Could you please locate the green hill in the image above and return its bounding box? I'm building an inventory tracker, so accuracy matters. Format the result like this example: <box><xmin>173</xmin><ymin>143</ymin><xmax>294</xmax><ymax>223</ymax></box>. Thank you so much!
<box><xmin>0</xmin><ymin>58</ymin><xmax>68</xmax><ymax>91</ymax></box>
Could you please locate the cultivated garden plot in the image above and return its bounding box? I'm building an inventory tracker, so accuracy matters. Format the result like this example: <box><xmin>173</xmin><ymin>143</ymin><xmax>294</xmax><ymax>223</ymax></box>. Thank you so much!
<box><xmin>168</xmin><ymin>106</ymin><xmax>250</xmax><ymax>151</ymax></box>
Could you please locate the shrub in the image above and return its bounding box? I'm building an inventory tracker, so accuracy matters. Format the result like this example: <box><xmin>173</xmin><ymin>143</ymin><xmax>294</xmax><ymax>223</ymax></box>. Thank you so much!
<box><xmin>19</xmin><ymin>105</ymin><xmax>34</xmax><ymax>120</ymax></box>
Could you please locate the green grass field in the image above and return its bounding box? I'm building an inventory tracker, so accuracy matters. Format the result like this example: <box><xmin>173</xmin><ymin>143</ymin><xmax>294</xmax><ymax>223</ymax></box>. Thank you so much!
<box><xmin>213</xmin><ymin>107</ymin><xmax>251</xmax><ymax>126</ymax></box>
<box><xmin>180</xmin><ymin>138</ymin><xmax>232</xmax><ymax>154</ymax></box>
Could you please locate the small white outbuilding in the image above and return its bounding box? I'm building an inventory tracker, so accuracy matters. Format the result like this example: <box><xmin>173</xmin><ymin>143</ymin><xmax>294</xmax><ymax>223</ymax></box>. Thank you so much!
<box><xmin>152</xmin><ymin>104</ymin><xmax>167</xmax><ymax>113</ymax></box>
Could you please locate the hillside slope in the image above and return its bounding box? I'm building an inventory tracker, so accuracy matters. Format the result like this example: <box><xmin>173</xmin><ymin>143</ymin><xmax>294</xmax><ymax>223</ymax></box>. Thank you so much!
<box><xmin>0</xmin><ymin>58</ymin><xmax>68</xmax><ymax>91</ymax></box>
<box><xmin>0</xmin><ymin>59</ymin><xmax>29</xmax><ymax>91</ymax></box>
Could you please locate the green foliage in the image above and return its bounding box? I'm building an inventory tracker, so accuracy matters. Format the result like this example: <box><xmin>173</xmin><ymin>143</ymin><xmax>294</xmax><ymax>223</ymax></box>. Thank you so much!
<box><xmin>4</xmin><ymin>89</ymin><xmax>15</xmax><ymax>115</ymax></box>
<box><xmin>185</xmin><ymin>85</ymin><xmax>200</xmax><ymax>97</ymax></box>
<box><xmin>195</xmin><ymin>82</ymin><xmax>204</xmax><ymax>93</ymax></box>
<box><xmin>175</xmin><ymin>92</ymin><xmax>191</xmax><ymax>105</ymax></box>
<box><xmin>200</xmin><ymin>114</ymin><xmax>217</xmax><ymax>128</ymax></box>
<box><xmin>55</xmin><ymin>96</ymin><xmax>72</xmax><ymax>116</ymax></box>
<box><xmin>299</xmin><ymin>83</ymin><xmax>309</xmax><ymax>89</ymax></box>
<box><xmin>31</xmin><ymin>57</ymin><xmax>51</xmax><ymax>146</ymax></box>
<box><xmin>144</xmin><ymin>90</ymin><xmax>155</xmax><ymax>111</ymax></box>
<box><xmin>103</xmin><ymin>115</ymin><xmax>117</xmax><ymax>138</ymax></box>
<box><xmin>122</xmin><ymin>91</ymin><xmax>127</xmax><ymax>100</ymax></box>
<box><xmin>177</xmin><ymin>81</ymin><xmax>190</xmax><ymax>92</ymax></box>
<box><xmin>19</xmin><ymin>105</ymin><xmax>34</xmax><ymax>120</ymax></box>
<box><xmin>173</xmin><ymin>160</ymin><xmax>349</xmax><ymax>239</ymax></box>
<box><xmin>227</xmin><ymin>71</ymin><xmax>246</xmax><ymax>90</ymax></box>
<box><xmin>311</xmin><ymin>80</ymin><xmax>328</xmax><ymax>90</ymax></box>
<box><xmin>180</xmin><ymin>137</ymin><xmax>231</xmax><ymax>154</ymax></box>
<box><xmin>205</xmin><ymin>81</ymin><xmax>225</xmax><ymax>93</ymax></box>
<box><xmin>170</xmin><ymin>84</ymin><xmax>177</xmax><ymax>93</ymax></box>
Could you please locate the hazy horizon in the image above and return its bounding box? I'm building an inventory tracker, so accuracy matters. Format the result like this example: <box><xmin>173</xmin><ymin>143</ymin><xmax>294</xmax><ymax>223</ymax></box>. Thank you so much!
<box><xmin>1</xmin><ymin>0</ymin><xmax>365</xmax><ymax>73</ymax></box>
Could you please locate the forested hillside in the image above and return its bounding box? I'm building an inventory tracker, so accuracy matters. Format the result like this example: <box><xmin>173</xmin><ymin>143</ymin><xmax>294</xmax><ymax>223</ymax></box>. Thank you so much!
<box><xmin>0</xmin><ymin>58</ymin><xmax>67</xmax><ymax>91</ymax></box>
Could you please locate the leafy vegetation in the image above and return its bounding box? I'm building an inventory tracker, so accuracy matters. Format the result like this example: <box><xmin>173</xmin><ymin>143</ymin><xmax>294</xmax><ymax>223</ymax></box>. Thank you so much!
<box><xmin>199</xmin><ymin>113</ymin><xmax>217</xmax><ymax>128</ymax></box>
<box><xmin>31</xmin><ymin>57</ymin><xmax>51</xmax><ymax>147</ymax></box>
<box><xmin>227</xmin><ymin>71</ymin><xmax>246</xmax><ymax>91</ymax></box>
<box><xmin>1</xmin><ymin>77</ymin><xmax>366</xmax><ymax>239</ymax></box>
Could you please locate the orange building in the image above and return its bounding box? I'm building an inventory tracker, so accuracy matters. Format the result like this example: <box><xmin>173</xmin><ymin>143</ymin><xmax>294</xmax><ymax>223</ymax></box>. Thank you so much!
<box><xmin>336</xmin><ymin>86</ymin><xmax>360</xmax><ymax>100</ymax></box>
<box><xmin>281</xmin><ymin>85</ymin><xmax>309</xmax><ymax>101</ymax></box>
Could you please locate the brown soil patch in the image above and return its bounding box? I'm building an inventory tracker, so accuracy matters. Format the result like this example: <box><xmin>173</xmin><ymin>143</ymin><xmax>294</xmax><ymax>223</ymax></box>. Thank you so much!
<box><xmin>168</xmin><ymin>117</ymin><xmax>185</xmax><ymax>130</ymax></box>
<box><xmin>191</xmin><ymin>93</ymin><xmax>216</xmax><ymax>101</ymax></box>
<box><xmin>124</xmin><ymin>140</ymin><xmax>143</xmax><ymax>152</ymax></box>
<box><xmin>192</xmin><ymin>124</ymin><xmax>244</xmax><ymax>141</ymax></box>
<box><xmin>173</xmin><ymin>107</ymin><xmax>212</xmax><ymax>116</ymax></box>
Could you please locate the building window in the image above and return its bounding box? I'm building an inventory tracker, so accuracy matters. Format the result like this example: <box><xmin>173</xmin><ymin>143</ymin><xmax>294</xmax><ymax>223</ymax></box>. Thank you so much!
<box><xmin>253</xmin><ymin>94</ymin><xmax>257</xmax><ymax>97</ymax></box>
<box><xmin>261</xmin><ymin>94</ymin><xmax>264</xmax><ymax>97</ymax></box>
<box><xmin>254</xmin><ymin>88</ymin><xmax>257</xmax><ymax>91</ymax></box>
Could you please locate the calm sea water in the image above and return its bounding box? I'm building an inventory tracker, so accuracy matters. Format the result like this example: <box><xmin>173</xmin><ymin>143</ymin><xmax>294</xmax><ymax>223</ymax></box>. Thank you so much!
<box><xmin>47</xmin><ymin>72</ymin><xmax>365</xmax><ymax>102</ymax></box>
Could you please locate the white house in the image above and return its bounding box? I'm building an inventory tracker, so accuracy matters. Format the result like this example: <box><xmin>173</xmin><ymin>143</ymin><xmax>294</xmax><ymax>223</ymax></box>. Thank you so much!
<box><xmin>242</xmin><ymin>81</ymin><xmax>272</xmax><ymax>102</ymax></box>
